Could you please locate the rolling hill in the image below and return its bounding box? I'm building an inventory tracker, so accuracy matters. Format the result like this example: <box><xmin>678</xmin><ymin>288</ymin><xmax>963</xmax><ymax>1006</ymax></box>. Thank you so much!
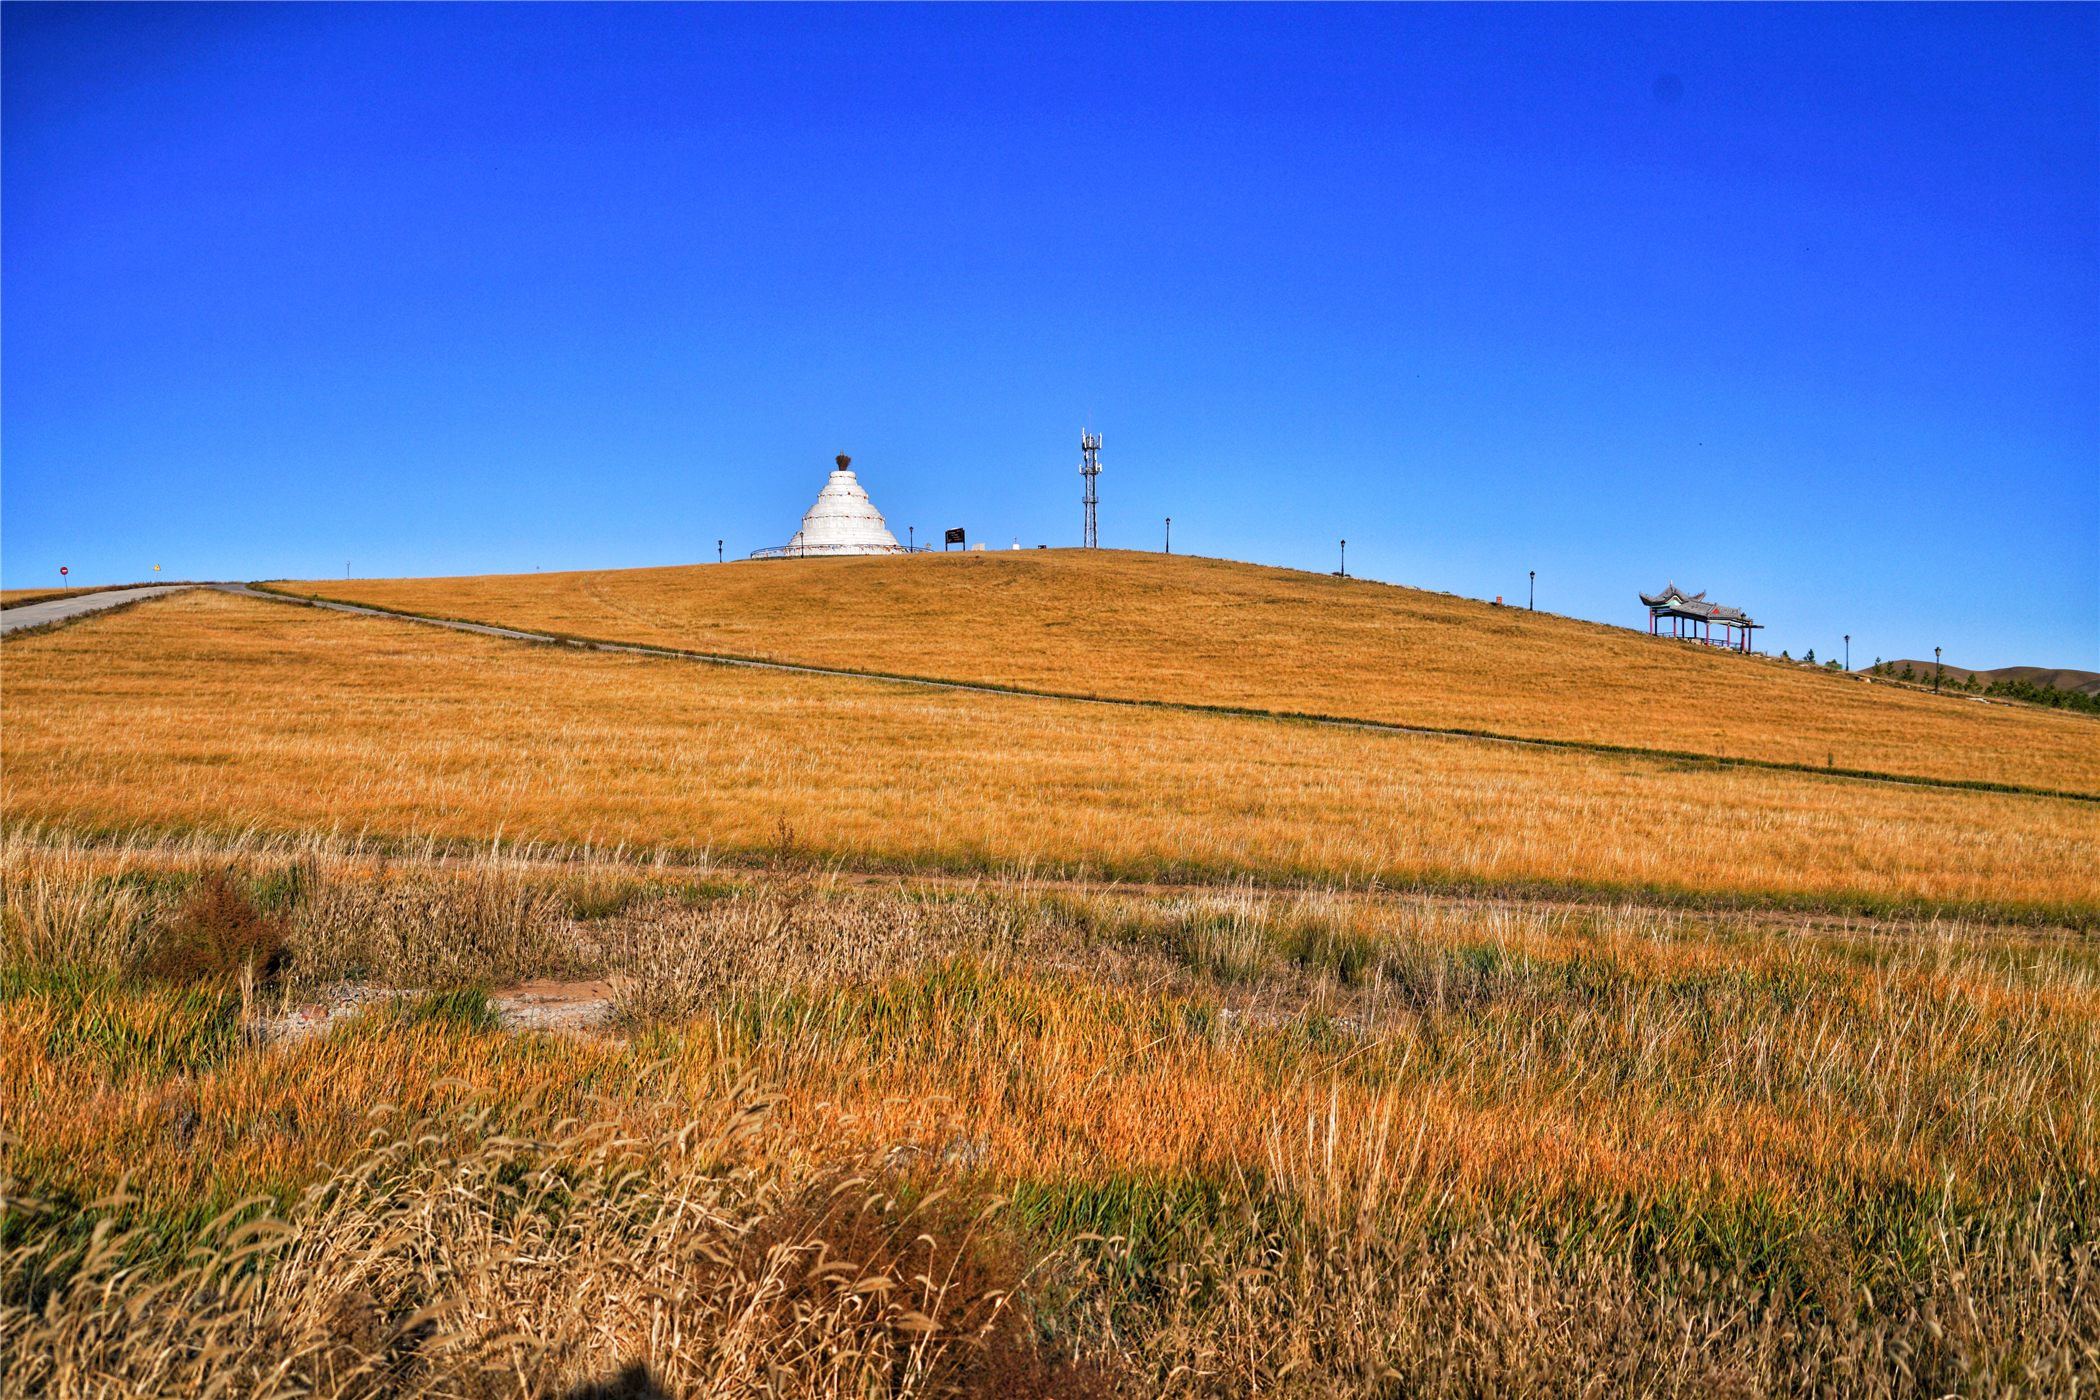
<box><xmin>280</xmin><ymin>550</ymin><xmax>2098</xmax><ymax>795</ymax></box>
<box><xmin>5</xmin><ymin>587</ymin><xmax>2093</xmax><ymax>913</ymax></box>
<box><xmin>1881</xmin><ymin>660</ymin><xmax>2100</xmax><ymax>698</ymax></box>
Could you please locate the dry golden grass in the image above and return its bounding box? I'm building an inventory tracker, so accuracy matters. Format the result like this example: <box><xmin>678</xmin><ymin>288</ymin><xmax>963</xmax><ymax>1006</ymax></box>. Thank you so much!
<box><xmin>5</xmin><ymin>590</ymin><xmax>2096</xmax><ymax>913</ymax></box>
<box><xmin>9</xmin><ymin>567</ymin><xmax>2096</xmax><ymax>1393</ymax></box>
<box><xmin>8</xmin><ymin>1095</ymin><xmax>1065</xmax><ymax>1398</ymax></box>
<box><xmin>6</xmin><ymin>833</ymin><xmax>2098</xmax><ymax>1241</ymax></box>
<box><xmin>603</xmin><ymin>886</ymin><xmax>2100</xmax><ymax>1224</ymax></box>
<box><xmin>281</xmin><ymin>550</ymin><xmax>2100</xmax><ymax>793</ymax></box>
<box><xmin>19</xmin><ymin>1093</ymin><xmax>2089</xmax><ymax>1397</ymax></box>
<box><xmin>6</xmin><ymin>841</ymin><xmax>2097</xmax><ymax>1395</ymax></box>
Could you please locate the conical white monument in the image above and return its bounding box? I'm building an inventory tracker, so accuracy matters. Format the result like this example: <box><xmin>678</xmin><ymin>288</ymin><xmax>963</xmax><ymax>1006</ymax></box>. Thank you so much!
<box><xmin>749</xmin><ymin>455</ymin><xmax>907</xmax><ymax>559</ymax></box>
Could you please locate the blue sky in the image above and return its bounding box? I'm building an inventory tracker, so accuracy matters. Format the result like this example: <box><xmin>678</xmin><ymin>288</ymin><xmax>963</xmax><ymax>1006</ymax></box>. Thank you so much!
<box><xmin>5</xmin><ymin>3</ymin><xmax>2094</xmax><ymax>669</ymax></box>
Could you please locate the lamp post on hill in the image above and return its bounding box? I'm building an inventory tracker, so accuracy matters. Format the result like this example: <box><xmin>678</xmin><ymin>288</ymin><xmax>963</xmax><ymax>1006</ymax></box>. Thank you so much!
<box><xmin>1340</xmin><ymin>540</ymin><xmax>1347</xmax><ymax>577</ymax></box>
<box><xmin>1529</xmin><ymin>571</ymin><xmax>1535</xmax><ymax>610</ymax></box>
<box><xmin>1844</xmin><ymin>635</ymin><xmax>1850</xmax><ymax>672</ymax></box>
<box><xmin>717</xmin><ymin>540</ymin><xmax>723</xmax><ymax>564</ymax></box>
<box><xmin>1934</xmin><ymin>646</ymin><xmax>1942</xmax><ymax>694</ymax></box>
<box><xmin>1165</xmin><ymin>518</ymin><xmax>1171</xmax><ymax>554</ymax></box>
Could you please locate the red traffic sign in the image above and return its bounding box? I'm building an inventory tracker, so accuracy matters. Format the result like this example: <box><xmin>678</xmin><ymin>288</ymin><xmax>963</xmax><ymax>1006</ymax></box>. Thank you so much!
<box><xmin>59</xmin><ymin>567</ymin><xmax>68</xmax><ymax>576</ymax></box>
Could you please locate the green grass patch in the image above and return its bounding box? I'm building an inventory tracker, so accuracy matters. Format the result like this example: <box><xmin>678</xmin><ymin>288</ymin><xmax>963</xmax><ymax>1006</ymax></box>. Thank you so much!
<box><xmin>3</xmin><ymin>966</ymin><xmax>244</xmax><ymax>1081</ymax></box>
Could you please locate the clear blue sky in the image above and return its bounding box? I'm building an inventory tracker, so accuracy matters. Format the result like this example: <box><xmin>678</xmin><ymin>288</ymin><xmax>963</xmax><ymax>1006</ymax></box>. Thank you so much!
<box><xmin>5</xmin><ymin>3</ymin><xmax>2094</xmax><ymax>669</ymax></box>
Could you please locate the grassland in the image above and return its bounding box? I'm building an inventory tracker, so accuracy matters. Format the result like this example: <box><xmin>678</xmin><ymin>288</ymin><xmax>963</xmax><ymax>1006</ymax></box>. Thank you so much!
<box><xmin>6</xmin><ymin>572</ymin><xmax>2097</xmax><ymax>1394</ymax></box>
<box><xmin>280</xmin><ymin>551</ymin><xmax>2100</xmax><ymax>794</ymax></box>
<box><xmin>5</xmin><ymin>833</ymin><xmax>2097</xmax><ymax>1394</ymax></box>
<box><xmin>4</xmin><ymin>590</ymin><xmax>2095</xmax><ymax>918</ymax></box>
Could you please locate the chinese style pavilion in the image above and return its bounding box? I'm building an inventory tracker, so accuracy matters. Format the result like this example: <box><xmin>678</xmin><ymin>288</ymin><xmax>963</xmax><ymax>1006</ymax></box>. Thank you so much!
<box><xmin>1640</xmin><ymin>582</ymin><xmax>1760</xmax><ymax>652</ymax></box>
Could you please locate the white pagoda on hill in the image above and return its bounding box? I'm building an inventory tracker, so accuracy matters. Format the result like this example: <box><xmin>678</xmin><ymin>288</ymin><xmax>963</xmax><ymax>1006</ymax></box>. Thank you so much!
<box><xmin>749</xmin><ymin>455</ymin><xmax>907</xmax><ymax>559</ymax></box>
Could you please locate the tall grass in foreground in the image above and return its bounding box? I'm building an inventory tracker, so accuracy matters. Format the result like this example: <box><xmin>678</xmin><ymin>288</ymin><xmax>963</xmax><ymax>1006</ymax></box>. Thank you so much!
<box><xmin>7</xmin><ymin>1103</ymin><xmax>1099</xmax><ymax>1399</ymax></box>
<box><xmin>1</xmin><ymin>826</ymin><xmax>599</xmax><ymax>990</ymax></box>
<box><xmin>8</xmin><ymin>1100</ymin><xmax>2095</xmax><ymax>1396</ymax></box>
<box><xmin>5</xmin><ymin>840</ymin><xmax>2097</xmax><ymax>1394</ymax></box>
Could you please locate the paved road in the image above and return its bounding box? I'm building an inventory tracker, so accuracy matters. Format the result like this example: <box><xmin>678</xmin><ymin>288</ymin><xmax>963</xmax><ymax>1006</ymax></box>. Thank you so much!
<box><xmin>1</xmin><ymin>585</ymin><xmax>196</xmax><ymax>634</ymax></box>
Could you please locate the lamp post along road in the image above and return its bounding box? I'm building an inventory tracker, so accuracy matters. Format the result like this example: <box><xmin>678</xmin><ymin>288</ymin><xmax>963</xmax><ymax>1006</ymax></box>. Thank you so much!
<box><xmin>1529</xmin><ymin>571</ymin><xmax>1535</xmax><ymax>610</ymax></box>
<box><xmin>1935</xmin><ymin>647</ymin><xmax>1942</xmax><ymax>694</ymax></box>
<box><xmin>1165</xmin><ymin>518</ymin><xmax>1171</xmax><ymax>554</ymax></box>
<box><xmin>1340</xmin><ymin>540</ymin><xmax>1346</xmax><ymax>577</ymax></box>
<box><xmin>1844</xmin><ymin>635</ymin><xmax>1850</xmax><ymax>671</ymax></box>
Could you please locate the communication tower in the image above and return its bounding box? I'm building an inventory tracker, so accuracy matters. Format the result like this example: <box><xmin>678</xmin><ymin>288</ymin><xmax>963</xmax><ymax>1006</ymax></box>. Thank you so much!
<box><xmin>1080</xmin><ymin>432</ymin><xmax>1102</xmax><ymax>547</ymax></box>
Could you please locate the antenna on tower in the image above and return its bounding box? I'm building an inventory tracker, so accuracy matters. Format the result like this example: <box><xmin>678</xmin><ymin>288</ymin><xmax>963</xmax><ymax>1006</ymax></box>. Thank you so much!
<box><xmin>1080</xmin><ymin>432</ymin><xmax>1102</xmax><ymax>548</ymax></box>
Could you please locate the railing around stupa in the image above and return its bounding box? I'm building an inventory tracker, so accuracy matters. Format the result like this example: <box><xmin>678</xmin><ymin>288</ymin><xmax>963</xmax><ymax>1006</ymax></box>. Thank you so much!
<box><xmin>748</xmin><ymin>540</ymin><xmax>912</xmax><ymax>560</ymax></box>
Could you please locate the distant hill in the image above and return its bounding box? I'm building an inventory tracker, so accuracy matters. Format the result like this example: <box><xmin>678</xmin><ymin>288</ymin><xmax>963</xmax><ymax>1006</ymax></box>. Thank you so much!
<box><xmin>1881</xmin><ymin>661</ymin><xmax>2100</xmax><ymax>697</ymax></box>
<box><xmin>282</xmin><ymin>551</ymin><xmax>2100</xmax><ymax>794</ymax></box>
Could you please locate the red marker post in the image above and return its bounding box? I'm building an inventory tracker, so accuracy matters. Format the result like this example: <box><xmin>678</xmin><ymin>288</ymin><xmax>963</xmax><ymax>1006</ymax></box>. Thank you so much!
<box><xmin>59</xmin><ymin>567</ymin><xmax>68</xmax><ymax>577</ymax></box>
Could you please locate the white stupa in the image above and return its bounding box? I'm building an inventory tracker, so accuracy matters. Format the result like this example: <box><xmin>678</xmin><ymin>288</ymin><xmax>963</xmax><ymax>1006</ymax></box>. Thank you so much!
<box><xmin>749</xmin><ymin>455</ymin><xmax>907</xmax><ymax>559</ymax></box>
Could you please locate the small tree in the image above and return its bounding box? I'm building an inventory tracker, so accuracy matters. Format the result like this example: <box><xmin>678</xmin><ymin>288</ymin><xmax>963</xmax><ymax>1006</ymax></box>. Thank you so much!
<box><xmin>1901</xmin><ymin>663</ymin><xmax>1915</xmax><ymax>681</ymax></box>
<box><xmin>1805</xmin><ymin>648</ymin><xmax>1816</xmax><ymax>664</ymax></box>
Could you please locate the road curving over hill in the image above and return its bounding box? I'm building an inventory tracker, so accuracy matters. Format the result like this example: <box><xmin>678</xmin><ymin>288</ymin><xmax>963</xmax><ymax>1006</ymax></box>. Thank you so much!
<box><xmin>0</xmin><ymin>585</ymin><xmax>197</xmax><ymax>634</ymax></box>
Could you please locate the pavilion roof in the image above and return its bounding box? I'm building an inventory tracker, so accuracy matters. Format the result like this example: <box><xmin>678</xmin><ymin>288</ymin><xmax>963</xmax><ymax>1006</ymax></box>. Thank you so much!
<box><xmin>1639</xmin><ymin>581</ymin><xmax>1757</xmax><ymax>626</ymax></box>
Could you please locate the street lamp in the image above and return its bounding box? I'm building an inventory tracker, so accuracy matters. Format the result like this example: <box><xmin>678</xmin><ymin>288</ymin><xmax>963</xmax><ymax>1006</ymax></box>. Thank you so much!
<box><xmin>1844</xmin><ymin>635</ymin><xmax>1850</xmax><ymax>672</ymax></box>
<box><xmin>908</xmin><ymin>527</ymin><xmax>914</xmax><ymax>552</ymax></box>
<box><xmin>1934</xmin><ymin>646</ymin><xmax>1941</xmax><ymax>694</ymax></box>
<box><xmin>1529</xmin><ymin>571</ymin><xmax>1535</xmax><ymax>611</ymax></box>
<box><xmin>717</xmin><ymin>540</ymin><xmax>723</xmax><ymax>564</ymax></box>
<box><xmin>1165</xmin><ymin>518</ymin><xmax>1171</xmax><ymax>554</ymax></box>
<box><xmin>1340</xmin><ymin>540</ymin><xmax>1347</xmax><ymax>577</ymax></box>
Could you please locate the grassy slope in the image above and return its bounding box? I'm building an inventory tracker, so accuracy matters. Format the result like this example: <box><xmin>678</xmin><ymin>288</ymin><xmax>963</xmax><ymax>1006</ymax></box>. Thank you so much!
<box><xmin>282</xmin><ymin>551</ymin><xmax>2099</xmax><ymax>794</ymax></box>
<box><xmin>4</xmin><ymin>590</ymin><xmax>2095</xmax><ymax>916</ymax></box>
<box><xmin>8</xmin><ymin>574</ymin><xmax>2096</xmax><ymax>1393</ymax></box>
<box><xmin>1884</xmin><ymin>659</ymin><xmax>2100</xmax><ymax>697</ymax></box>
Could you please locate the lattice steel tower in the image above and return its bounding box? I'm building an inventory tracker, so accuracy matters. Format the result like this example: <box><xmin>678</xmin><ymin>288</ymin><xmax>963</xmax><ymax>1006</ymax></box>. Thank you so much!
<box><xmin>1080</xmin><ymin>432</ymin><xmax>1102</xmax><ymax>547</ymax></box>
